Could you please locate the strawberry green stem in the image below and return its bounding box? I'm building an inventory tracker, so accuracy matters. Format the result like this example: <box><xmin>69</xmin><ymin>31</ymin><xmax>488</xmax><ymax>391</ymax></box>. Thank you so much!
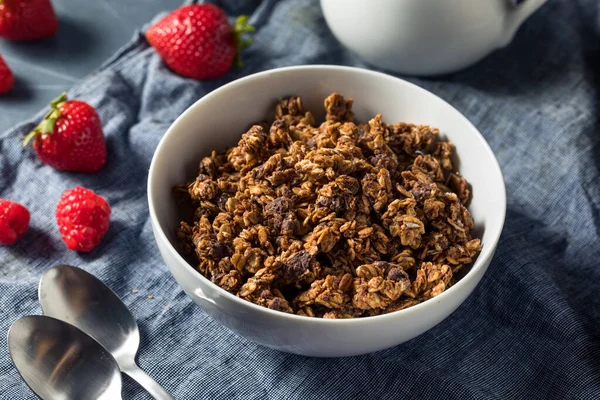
<box><xmin>233</xmin><ymin>15</ymin><xmax>255</xmax><ymax>68</ymax></box>
<box><xmin>22</xmin><ymin>92</ymin><xmax>68</xmax><ymax>147</ymax></box>
<box><xmin>49</xmin><ymin>92</ymin><xmax>67</xmax><ymax>108</ymax></box>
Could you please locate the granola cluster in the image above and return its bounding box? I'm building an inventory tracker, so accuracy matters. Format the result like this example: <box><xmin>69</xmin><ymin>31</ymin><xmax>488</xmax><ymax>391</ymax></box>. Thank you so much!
<box><xmin>176</xmin><ymin>93</ymin><xmax>481</xmax><ymax>318</ymax></box>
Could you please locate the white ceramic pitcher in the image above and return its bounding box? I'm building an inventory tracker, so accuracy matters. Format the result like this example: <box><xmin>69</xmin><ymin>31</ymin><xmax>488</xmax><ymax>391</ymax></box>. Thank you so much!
<box><xmin>321</xmin><ymin>0</ymin><xmax>547</xmax><ymax>75</ymax></box>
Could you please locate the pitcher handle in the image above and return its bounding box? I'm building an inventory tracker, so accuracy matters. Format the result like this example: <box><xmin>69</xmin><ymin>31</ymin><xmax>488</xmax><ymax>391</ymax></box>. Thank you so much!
<box><xmin>503</xmin><ymin>0</ymin><xmax>547</xmax><ymax>45</ymax></box>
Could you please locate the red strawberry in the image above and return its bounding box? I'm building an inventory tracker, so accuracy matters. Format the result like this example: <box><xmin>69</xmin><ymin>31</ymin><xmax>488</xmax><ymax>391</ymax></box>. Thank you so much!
<box><xmin>23</xmin><ymin>93</ymin><xmax>106</xmax><ymax>173</ymax></box>
<box><xmin>0</xmin><ymin>0</ymin><xmax>58</xmax><ymax>41</ymax></box>
<box><xmin>145</xmin><ymin>4</ymin><xmax>254</xmax><ymax>80</ymax></box>
<box><xmin>56</xmin><ymin>186</ymin><xmax>111</xmax><ymax>252</ymax></box>
<box><xmin>0</xmin><ymin>53</ymin><xmax>14</xmax><ymax>93</ymax></box>
<box><xmin>0</xmin><ymin>200</ymin><xmax>30</xmax><ymax>245</ymax></box>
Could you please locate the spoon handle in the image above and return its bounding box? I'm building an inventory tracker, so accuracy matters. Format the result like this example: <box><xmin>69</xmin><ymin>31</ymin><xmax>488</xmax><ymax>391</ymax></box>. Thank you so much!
<box><xmin>123</xmin><ymin>364</ymin><xmax>175</xmax><ymax>400</ymax></box>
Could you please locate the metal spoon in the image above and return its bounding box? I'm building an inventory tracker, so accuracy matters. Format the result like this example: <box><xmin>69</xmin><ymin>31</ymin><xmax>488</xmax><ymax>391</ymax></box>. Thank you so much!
<box><xmin>8</xmin><ymin>315</ymin><xmax>123</xmax><ymax>400</ymax></box>
<box><xmin>38</xmin><ymin>264</ymin><xmax>175</xmax><ymax>400</ymax></box>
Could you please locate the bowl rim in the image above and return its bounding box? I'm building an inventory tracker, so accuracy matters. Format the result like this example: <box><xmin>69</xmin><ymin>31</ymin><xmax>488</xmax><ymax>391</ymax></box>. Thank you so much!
<box><xmin>147</xmin><ymin>65</ymin><xmax>507</xmax><ymax>325</ymax></box>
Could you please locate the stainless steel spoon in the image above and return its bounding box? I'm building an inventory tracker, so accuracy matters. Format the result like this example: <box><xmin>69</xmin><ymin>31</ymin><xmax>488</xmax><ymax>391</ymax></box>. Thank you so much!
<box><xmin>8</xmin><ymin>315</ymin><xmax>123</xmax><ymax>400</ymax></box>
<box><xmin>39</xmin><ymin>264</ymin><xmax>175</xmax><ymax>400</ymax></box>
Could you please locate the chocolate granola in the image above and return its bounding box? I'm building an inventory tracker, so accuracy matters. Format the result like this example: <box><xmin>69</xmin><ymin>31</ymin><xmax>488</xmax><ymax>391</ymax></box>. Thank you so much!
<box><xmin>176</xmin><ymin>93</ymin><xmax>481</xmax><ymax>318</ymax></box>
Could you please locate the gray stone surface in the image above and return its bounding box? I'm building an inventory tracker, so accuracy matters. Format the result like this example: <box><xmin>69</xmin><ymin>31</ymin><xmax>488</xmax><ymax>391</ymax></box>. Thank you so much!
<box><xmin>0</xmin><ymin>0</ymin><xmax>183</xmax><ymax>132</ymax></box>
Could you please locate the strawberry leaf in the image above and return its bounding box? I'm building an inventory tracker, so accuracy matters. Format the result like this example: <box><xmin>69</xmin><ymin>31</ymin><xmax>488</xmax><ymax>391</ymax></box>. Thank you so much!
<box><xmin>39</xmin><ymin>116</ymin><xmax>58</xmax><ymax>134</ymax></box>
<box><xmin>49</xmin><ymin>92</ymin><xmax>68</xmax><ymax>108</ymax></box>
<box><xmin>233</xmin><ymin>15</ymin><xmax>255</xmax><ymax>68</ymax></box>
<box><xmin>22</xmin><ymin>94</ymin><xmax>65</xmax><ymax>147</ymax></box>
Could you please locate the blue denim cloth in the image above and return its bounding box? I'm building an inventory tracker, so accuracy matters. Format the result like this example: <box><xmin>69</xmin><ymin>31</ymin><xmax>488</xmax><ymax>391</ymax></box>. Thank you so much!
<box><xmin>2</xmin><ymin>0</ymin><xmax>600</xmax><ymax>399</ymax></box>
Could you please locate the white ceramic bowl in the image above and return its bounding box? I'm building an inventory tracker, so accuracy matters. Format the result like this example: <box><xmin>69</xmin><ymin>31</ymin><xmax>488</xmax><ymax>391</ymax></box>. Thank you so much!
<box><xmin>148</xmin><ymin>66</ymin><xmax>506</xmax><ymax>357</ymax></box>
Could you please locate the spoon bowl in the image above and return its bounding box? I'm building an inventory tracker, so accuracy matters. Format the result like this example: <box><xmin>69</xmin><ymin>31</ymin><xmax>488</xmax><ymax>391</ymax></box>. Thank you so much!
<box><xmin>8</xmin><ymin>315</ymin><xmax>122</xmax><ymax>400</ymax></box>
<box><xmin>39</xmin><ymin>264</ymin><xmax>174</xmax><ymax>400</ymax></box>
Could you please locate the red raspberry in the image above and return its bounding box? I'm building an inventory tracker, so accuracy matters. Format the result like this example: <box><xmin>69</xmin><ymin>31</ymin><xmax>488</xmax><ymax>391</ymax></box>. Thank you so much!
<box><xmin>56</xmin><ymin>186</ymin><xmax>111</xmax><ymax>252</ymax></box>
<box><xmin>0</xmin><ymin>199</ymin><xmax>30</xmax><ymax>245</ymax></box>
